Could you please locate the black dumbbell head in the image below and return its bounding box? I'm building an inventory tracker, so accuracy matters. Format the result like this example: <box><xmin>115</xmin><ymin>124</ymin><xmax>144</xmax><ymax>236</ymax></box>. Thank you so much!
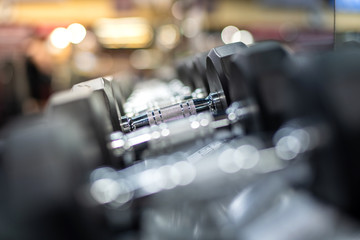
<box><xmin>291</xmin><ymin>49</ymin><xmax>360</xmax><ymax>135</ymax></box>
<box><xmin>206</xmin><ymin>41</ymin><xmax>247</xmax><ymax>112</ymax></box>
<box><xmin>316</xmin><ymin>51</ymin><xmax>360</xmax><ymax>135</ymax></box>
<box><xmin>229</xmin><ymin>41</ymin><xmax>292</xmax><ymax>132</ymax></box>
<box><xmin>73</xmin><ymin>77</ymin><xmax>122</xmax><ymax>132</ymax></box>
<box><xmin>294</xmin><ymin>49</ymin><xmax>360</xmax><ymax>220</ymax></box>
<box><xmin>46</xmin><ymin>90</ymin><xmax>114</xmax><ymax>166</ymax></box>
<box><xmin>1</xmin><ymin>114</ymin><xmax>108</xmax><ymax>239</ymax></box>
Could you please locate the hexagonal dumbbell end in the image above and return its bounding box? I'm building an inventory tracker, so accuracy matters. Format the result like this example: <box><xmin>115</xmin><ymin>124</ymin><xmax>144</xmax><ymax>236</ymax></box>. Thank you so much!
<box><xmin>46</xmin><ymin>90</ymin><xmax>115</xmax><ymax>166</ymax></box>
<box><xmin>72</xmin><ymin>77</ymin><xmax>125</xmax><ymax>132</ymax></box>
<box><xmin>229</xmin><ymin>41</ymin><xmax>292</xmax><ymax>132</ymax></box>
<box><xmin>206</xmin><ymin>41</ymin><xmax>247</xmax><ymax>114</ymax></box>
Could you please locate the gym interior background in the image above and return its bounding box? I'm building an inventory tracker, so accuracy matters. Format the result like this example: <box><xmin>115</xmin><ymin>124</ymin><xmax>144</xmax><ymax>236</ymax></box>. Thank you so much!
<box><xmin>0</xmin><ymin>0</ymin><xmax>338</xmax><ymax>124</ymax></box>
<box><xmin>1</xmin><ymin>0</ymin><xmax>360</xmax><ymax>239</ymax></box>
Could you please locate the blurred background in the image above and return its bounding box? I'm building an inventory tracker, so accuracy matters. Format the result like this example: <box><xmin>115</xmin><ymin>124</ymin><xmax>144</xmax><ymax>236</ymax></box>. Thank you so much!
<box><xmin>0</xmin><ymin>0</ymin><xmax>343</xmax><ymax>127</ymax></box>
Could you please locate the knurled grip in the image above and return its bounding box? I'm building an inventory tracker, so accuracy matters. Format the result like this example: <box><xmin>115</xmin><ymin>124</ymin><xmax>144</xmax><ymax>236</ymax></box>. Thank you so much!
<box><xmin>146</xmin><ymin>100</ymin><xmax>197</xmax><ymax>126</ymax></box>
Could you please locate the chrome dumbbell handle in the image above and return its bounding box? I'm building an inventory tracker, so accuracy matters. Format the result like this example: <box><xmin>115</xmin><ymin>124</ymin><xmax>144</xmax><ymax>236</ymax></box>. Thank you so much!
<box><xmin>121</xmin><ymin>93</ymin><xmax>223</xmax><ymax>132</ymax></box>
<box><xmin>131</xmin><ymin>99</ymin><xmax>197</xmax><ymax>130</ymax></box>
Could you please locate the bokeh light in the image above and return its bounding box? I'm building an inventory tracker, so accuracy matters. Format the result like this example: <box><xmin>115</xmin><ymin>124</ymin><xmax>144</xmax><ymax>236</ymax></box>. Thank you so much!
<box><xmin>49</xmin><ymin>27</ymin><xmax>70</xmax><ymax>49</ymax></box>
<box><xmin>73</xmin><ymin>51</ymin><xmax>97</xmax><ymax>73</ymax></box>
<box><xmin>157</xmin><ymin>24</ymin><xmax>180</xmax><ymax>49</ymax></box>
<box><xmin>130</xmin><ymin>49</ymin><xmax>163</xmax><ymax>69</ymax></box>
<box><xmin>171</xmin><ymin>1</ymin><xmax>184</xmax><ymax>20</ymax></box>
<box><xmin>182</xmin><ymin>18</ymin><xmax>201</xmax><ymax>38</ymax></box>
<box><xmin>221</xmin><ymin>25</ymin><xmax>239</xmax><ymax>44</ymax></box>
<box><xmin>237</xmin><ymin>30</ymin><xmax>254</xmax><ymax>45</ymax></box>
<box><xmin>221</xmin><ymin>26</ymin><xmax>255</xmax><ymax>45</ymax></box>
<box><xmin>67</xmin><ymin>23</ymin><xmax>87</xmax><ymax>44</ymax></box>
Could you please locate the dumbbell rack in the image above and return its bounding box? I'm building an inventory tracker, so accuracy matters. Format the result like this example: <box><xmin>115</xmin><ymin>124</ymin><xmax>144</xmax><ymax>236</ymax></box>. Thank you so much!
<box><xmin>2</xmin><ymin>41</ymin><xmax>360</xmax><ymax>240</ymax></box>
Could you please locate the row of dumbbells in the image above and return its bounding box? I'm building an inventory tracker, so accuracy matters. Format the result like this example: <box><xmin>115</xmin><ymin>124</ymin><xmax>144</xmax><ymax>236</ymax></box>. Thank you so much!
<box><xmin>2</xmin><ymin>40</ymin><xmax>360</xmax><ymax>239</ymax></box>
<box><xmin>0</xmin><ymin>41</ymin><xmax>262</xmax><ymax>239</ymax></box>
<box><xmin>88</xmin><ymin>42</ymin><xmax>360</xmax><ymax>239</ymax></box>
<box><xmin>87</xmin><ymin>42</ymin><xmax>360</xmax><ymax>240</ymax></box>
<box><xmin>45</xmin><ymin>41</ymin><xmax>290</xmax><ymax>169</ymax></box>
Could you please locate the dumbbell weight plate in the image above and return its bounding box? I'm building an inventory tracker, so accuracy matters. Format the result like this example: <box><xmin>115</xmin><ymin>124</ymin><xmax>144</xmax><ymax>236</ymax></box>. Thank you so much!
<box><xmin>46</xmin><ymin>90</ymin><xmax>114</xmax><ymax>166</ymax></box>
<box><xmin>72</xmin><ymin>77</ymin><xmax>122</xmax><ymax>132</ymax></box>
<box><xmin>290</xmin><ymin>49</ymin><xmax>360</xmax><ymax>220</ymax></box>
<box><xmin>1</xmin><ymin>114</ymin><xmax>113</xmax><ymax>239</ymax></box>
<box><xmin>206</xmin><ymin>42</ymin><xmax>247</xmax><ymax>115</ymax></box>
<box><xmin>229</xmin><ymin>41</ymin><xmax>291</xmax><ymax>132</ymax></box>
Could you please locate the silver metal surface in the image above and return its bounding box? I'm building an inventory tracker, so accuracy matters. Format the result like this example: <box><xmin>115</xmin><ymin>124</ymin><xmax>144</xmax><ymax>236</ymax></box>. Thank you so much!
<box><xmin>147</xmin><ymin>99</ymin><xmax>197</xmax><ymax>126</ymax></box>
<box><xmin>109</xmin><ymin>112</ymin><xmax>216</xmax><ymax>162</ymax></box>
<box><xmin>147</xmin><ymin>113</ymin><xmax>214</xmax><ymax>151</ymax></box>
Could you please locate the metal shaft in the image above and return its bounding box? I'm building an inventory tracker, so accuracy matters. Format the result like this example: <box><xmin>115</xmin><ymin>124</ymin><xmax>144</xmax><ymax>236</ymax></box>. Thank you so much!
<box><xmin>122</xmin><ymin>93</ymin><xmax>224</xmax><ymax>132</ymax></box>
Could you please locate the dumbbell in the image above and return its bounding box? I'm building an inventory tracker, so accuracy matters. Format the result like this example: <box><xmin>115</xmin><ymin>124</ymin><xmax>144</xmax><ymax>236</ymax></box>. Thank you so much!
<box><xmin>149</xmin><ymin>41</ymin><xmax>292</xmax><ymax>140</ymax></box>
<box><xmin>42</xmin><ymin>42</ymin><xmax>242</xmax><ymax>164</ymax></box>
<box><xmin>86</xmin><ymin>42</ymin><xmax>301</xmax><ymax>204</ymax></box>
<box><xmin>85</xmin><ymin>44</ymin><xmax>316</xmax><ymax>235</ymax></box>
<box><xmin>74</xmin><ymin>42</ymin><xmax>246</xmax><ymax>133</ymax></box>
<box><xmin>126</xmin><ymin>41</ymin><xmax>293</xmax><ymax>134</ymax></box>
<box><xmin>122</xmin><ymin>42</ymin><xmax>245</xmax><ymax>132</ymax></box>
<box><xmin>88</xmin><ymin>38</ymin><xmax>304</xmax><ymax>203</ymax></box>
<box><xmin>69</xmin><ymin>42</ymin><xmax>245</xmax><ymax>135</ymax></box>
<box><xmin>71</xmin><ymin>42</ymin><xmax>297</xmax><ymax>167</ymax></box>
<box><xmin>0</xmin><ymin>41</ymin><xmax>292</xmax><ymax>238</ymax></box>
<box><xmin>85</xmin><ymin>52</ymin><xmax>327</xmax><ymax>238</ymax></box>
<box><xmin>47</xmin><ymin>89</ymin><xmax>253</xmax><ymax>169</ymax></box>
<box><xmin>0</xmin><ymin>114</ymin><xmax>111</xmax><ymax>240</ymax></box>
<box><xmin>50</xmin><ymin>42</ymin><xmax>293</xmax><ymax>168</ymax></box>
<box><xmin>295</xmin><ymin>49</ymin><xmax>360</xmax><ymax>220</ymax></box>
<box><xmin>226</xmin><ymin>49</ymin><xmax>360</xmax><ymax>240</ymax></box>
<box><xmin>124</xmin><ymin>40</ymin><xmax>298</xmax><ymax>153</ymax></box>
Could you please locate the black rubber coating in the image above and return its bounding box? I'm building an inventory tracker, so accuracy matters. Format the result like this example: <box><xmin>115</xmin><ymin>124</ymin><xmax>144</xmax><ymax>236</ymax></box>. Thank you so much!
<box><xmin>47</xmin><ymin>91</ymin><xmax>114</xmax><ymax>166</ymax></box>
<box><xmin>229</xmin><ymin>41</ymin><xmax>290</xmax><ymax>132</ymax></box>
<box><xmin>206</xmin><ymin>42</ymin><xmax>247</xmax><ymax>111</ymax></box>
